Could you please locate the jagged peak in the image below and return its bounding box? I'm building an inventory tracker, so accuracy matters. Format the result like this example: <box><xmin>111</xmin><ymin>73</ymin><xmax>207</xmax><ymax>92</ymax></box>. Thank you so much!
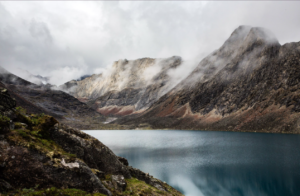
<box><xmin>244</xmin><ymin>27</ymin><xmax>279</xmax><ymax>45</ymax></box>
<box><xmin>220</xmin><ymin>25</ymin><xmax>252</xmax><ymax>50</ymax></box>
<box><xmin>220</xmin><ymin>26</ymin><xmax>279</xmax><ymax>53</ymax></box>
<box><xmin>157</xmin><ymin>56</ymin><xmax>182</xmax><ymax>66</ymax></box>
<box><xmin>230</xmin><ymin>25</ymin><xmax>252</xmax><ymax>36</ymax></box>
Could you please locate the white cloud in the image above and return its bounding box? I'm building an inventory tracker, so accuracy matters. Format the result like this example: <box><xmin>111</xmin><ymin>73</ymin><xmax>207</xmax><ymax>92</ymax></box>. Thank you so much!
<box><xmin>0</xmin><ymin>1</ymin><xmax>299</xmax><ymax>85</ymax></box>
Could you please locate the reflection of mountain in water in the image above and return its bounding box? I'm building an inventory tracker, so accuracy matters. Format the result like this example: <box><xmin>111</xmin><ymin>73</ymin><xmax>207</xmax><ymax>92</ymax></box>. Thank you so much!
<box><xmin>86</xmin><ymin>130</ymin><xmax>300</xmax><ymax>196</ymax></box>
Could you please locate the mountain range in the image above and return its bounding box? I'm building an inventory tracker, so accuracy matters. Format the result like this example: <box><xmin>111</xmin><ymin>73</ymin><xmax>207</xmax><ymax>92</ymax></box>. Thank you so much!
<box><xmin>1</xmin><ymin>25</ymin><xmax>300</xmax><ymax>133</ymax></box>
<box><xmin>58</xmin><ymin>26</ymin><xmax>300</xmax><ymax>133</ymax></box>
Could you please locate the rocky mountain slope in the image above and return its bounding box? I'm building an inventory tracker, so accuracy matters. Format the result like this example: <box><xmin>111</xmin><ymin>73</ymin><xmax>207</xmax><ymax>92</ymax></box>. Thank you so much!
<box><xmin>114</xmin><ymin>26</ymin><xmax>300</xmax><ymax>133</ymax></box>
<box><xmin>0</xmin><ymin>87</ymin><xmax>182</xmax><ymax>195</ymax></box>
<box><xmin>0</xmin><ymin>67</ymin><xmax>108</xmax><ymax>130</ymax></box>
<box><xmin>60</xmin><ymin>56</ymin><xmax>182</xmax><ymax>116</ymax></box>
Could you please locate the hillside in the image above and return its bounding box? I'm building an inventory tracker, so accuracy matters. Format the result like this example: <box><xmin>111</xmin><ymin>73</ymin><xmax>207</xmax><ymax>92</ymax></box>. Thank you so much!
<box><xmin>0</xmin><ymin>67</ymin><xmax>109</xmax><ymax>130</ymax></box>
<box><xmin>0</xmin><ymin>86</ymin><xmax>182</xmax><ymax>195</ymax></box>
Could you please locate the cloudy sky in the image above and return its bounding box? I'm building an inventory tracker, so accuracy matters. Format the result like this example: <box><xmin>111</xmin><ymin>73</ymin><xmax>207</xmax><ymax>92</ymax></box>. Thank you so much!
<box><xmin>0</xmin><ymin>1</ymin><xmax>300</xmax><ymax>85</ymax></box>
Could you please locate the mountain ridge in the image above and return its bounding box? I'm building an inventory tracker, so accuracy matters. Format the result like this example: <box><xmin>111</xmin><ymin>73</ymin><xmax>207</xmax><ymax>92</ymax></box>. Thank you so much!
<box><xmin>0</xmin><ymin>66</ymin><xmax>110</xmax><ymax>130</ymax></box>
<box><xmin>111</xmin><ymin>26</ymin><xmax>300</xmax><ymax>133</ymax></box>
<box><xmin>60</xmin><ymin>56</ymin><xmax>183</xmax><ymax>116</ymax></box>
<box><xmin>10</xmin><ymin>25</ymin><xmax>300</xmax><ymax>133</ymax></box>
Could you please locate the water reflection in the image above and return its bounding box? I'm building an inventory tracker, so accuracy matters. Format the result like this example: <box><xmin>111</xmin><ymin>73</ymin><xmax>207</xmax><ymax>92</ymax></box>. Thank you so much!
<box><xmin>84</xmin><ymin>130</ymin><xmax>300</xmax><ymax>196</ymax></box>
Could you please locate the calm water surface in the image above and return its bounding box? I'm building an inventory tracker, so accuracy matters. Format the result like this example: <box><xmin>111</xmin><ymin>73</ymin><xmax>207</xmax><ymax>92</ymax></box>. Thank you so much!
<box><xmin>84</xmin><ymin>130</ymin><xmax>300</xmax><ymax>196</ymax></box>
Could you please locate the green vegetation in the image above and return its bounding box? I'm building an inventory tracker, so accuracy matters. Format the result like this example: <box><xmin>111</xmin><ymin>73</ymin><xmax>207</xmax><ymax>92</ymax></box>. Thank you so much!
<box><xmin>0</xmin><ymin>114</ymin><xmax>10</xmax><ymax>123</ymax></box>
<box><xmin>102</xmin><ymin>175</ymin><xmax>182</xmax><ymax>196</ymax></box>
<box><xmin>16</xmin><ymin>106</ymin><xmax>27</xmax><ymax>114</ymax></box>
<box><xmin>0</xmin><ymin>114</ymin><xmax>10</xmax><ymax>130</ymax></box>
<box><xmin>9</xmin><ymin>127</ymin><xmax>76</xmax><ymax>162</ymax></box>
<box><xmin>123</xmin><ymin>178</ymin><xmax>164</xmax><ymax>196</ymax></box>
<box><xmin>8</xmin><ymin>113</ymin><xmax>76</xmax><ymax>162</ymax></box>
<box><xmin>4</xmin><ymin>187</ymin><xmax>106</xmax><ymax>196</ymax></box>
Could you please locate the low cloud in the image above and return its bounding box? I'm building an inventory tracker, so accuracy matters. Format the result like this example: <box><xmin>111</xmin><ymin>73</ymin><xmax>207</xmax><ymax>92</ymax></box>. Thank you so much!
<box><xmin>0</xmin><ymin>1</ymin><xmax>300</xmax><ymax>86</ymax></box>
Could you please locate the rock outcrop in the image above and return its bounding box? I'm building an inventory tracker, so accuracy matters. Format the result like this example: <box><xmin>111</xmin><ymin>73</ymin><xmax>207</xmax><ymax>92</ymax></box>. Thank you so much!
<box><xmin>0</xmin><ymin>87</ymin><xmax>182</xmax><ymax>195</ymax></box>
<box><xmin>111</xmin><ymin>175</ymin><xmax>127</xmax><ymax>192</ymax></box>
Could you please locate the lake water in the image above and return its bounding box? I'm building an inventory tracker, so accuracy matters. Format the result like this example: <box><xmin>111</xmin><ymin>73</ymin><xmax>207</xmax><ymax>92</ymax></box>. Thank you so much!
<box><xmin>84</xmin><ymin>130</ymin><xmax>300</xmax><ymax>196</ymax></box>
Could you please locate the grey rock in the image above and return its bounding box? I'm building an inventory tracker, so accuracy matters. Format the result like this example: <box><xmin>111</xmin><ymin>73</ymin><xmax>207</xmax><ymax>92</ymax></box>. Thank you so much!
<box><xmin>111</xmin><ymin>175</ymin><xmax>127</xmax><ymax>192</ymax></box>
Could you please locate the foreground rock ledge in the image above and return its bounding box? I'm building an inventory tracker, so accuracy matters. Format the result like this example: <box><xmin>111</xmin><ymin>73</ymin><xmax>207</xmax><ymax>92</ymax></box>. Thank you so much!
<box><xmin>0</xmin><ymin>88</ymin><xmax>183</xmax><ymax>196</ymax></box>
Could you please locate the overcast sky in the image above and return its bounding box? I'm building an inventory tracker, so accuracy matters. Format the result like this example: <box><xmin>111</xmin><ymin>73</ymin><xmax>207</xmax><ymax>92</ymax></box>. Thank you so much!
<box><xmin>0</xmin><ymin>1</ymin><xmax>300</xmax><ymax>85</ymax></box>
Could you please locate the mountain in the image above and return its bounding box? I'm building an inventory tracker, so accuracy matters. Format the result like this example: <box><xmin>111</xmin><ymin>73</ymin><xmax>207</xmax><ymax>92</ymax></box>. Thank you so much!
<box><xmin>60</xmin><ymin>56</ymin><xmax>183</xmax><ymax>116</ymax></box>
<box><xmin>7</xmin><ymin>68</ymin><xmax>50</xmax><ymax>85</ymax></box>
<box><xmin>0</xmin><ymin>67</ymin><xmax>107</xmax><ymax>130</ymax></box>
<box><xmin>114</xmin><ymin>26</ymin><xmax>300</xmax><ymax>133</ymax></box>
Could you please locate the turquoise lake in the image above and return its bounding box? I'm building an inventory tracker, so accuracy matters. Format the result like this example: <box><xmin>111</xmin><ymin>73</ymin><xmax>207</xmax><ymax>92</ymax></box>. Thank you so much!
<box><xmin>84</xmin><ymin>130</ymin><xmax>300</xmax><ymax>196</ymax></box>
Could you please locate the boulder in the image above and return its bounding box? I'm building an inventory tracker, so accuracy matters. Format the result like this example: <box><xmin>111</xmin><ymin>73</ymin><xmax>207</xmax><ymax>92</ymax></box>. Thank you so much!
<box><xmin>111</xmin><ymin>175</ymin><xmax>127</xmax><ymax>192</ymax></box>
<box><xmin>48</xmin><ymin>124</ymin><xmax>131</xmax><ymax>178</ymax></box>
<box><xmin>118</xmin><ymin>156</ymin><xmax>129</xmax><ymax>166</ymax></box>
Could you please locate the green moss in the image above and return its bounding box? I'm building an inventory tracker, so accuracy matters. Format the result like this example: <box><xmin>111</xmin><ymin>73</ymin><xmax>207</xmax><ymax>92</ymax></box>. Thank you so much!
<box><xmin>14</xmin><ymin>122</ymin><xmax>28</xmax><ymax>129</ymax></box>
<box><xmin>16</xmin><ymin>106</ymin><xmax>26</xmax><ymax>114</ymax></box>
<box><xmin>0</xmin><ymin>114</ymin><xmax>10</xmax><ymax>123</ymax></box>
<box><xmin>16</xmin><ymin>112</ymin><xmax>33</xmax><ymax>128</ymax></box>
<box><xmin>101</xmin><ymin>175</ymin><xmax>183</xmax><ymax>196</ymax></box>
<box><xmin>0</xmin><ymin>114</ymin><xmax>10</xmax><ymax>129</ymax></box>
<box><xmin>8</xmin><ymin>126</ymin><xmax>77</xmax><ymax>161</ymax></box>
<box><xmin>4</xmin><ymin>187</ymin><xmax>107</xmax><ymax>196</ymax></box>
<box><xmin>15</xmin><ymin>129</ymin><xmax>30</xmax><ymax>139</ymax></box>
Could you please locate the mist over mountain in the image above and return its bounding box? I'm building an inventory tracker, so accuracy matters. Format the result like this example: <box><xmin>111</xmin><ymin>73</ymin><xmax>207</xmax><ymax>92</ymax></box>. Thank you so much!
<box><xmin>110</xmin><ymin>26</ymin><xmax>300</xmax><ymax>133</ymax></box>
<box><xmin>0</xmin><ymin>66</ymin><xmax>106</xmax><ymax>129</ymax></box>
<box><xmin>2</xmin><ymin>25</ymin><xmax>300</xmax><ymax>133</ymax></box>
<box><xmin>1</xmin><ymin>1</ymin><xmax>300</xmax><ymax>193</ymax></box>
<box><xmin>60</xmin><ymin>56</ymin><xmax>185</xmax><ymax>116</ymax></box>
<box><xmin>77</xmin><ymin>75</ymin><xmax>92</xmax><ymax>81</ymax></box>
